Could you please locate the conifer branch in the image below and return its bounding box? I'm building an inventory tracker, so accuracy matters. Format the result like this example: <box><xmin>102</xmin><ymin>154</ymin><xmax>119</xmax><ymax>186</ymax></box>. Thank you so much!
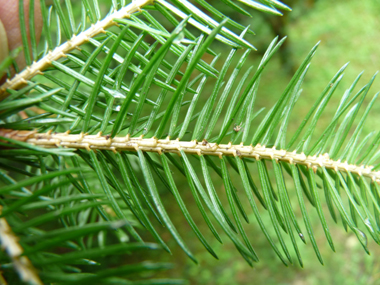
<box><xmin>20</xmin><ymin>131</ymin><xmax>380</xmax><ymax>182</ymax></box>
<box><xmin>0</xmin><ymin>206</ymin><xmax>43</xmax><ymax>285</ymax></box>
<box><xmin>0</xmin><ymin>0</ymin><xmax>152</xmax><ymax>100</ymax></box>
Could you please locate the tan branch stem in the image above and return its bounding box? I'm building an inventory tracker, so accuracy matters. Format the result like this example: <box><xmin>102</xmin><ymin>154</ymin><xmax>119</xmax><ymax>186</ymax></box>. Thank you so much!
<box><xmin>0</xmin><ymin>207</ymin><xmax>43</xmax><ymax>285</ymax></box>
<box><xmin>24</xmin><ymin>132</ymin><xmax>380</xmax><ymax>182</ymax></box>
<box><xmin>0</xmin><ymin>0</ymin><xmax>152</xmax><ymax>99</ymax></box>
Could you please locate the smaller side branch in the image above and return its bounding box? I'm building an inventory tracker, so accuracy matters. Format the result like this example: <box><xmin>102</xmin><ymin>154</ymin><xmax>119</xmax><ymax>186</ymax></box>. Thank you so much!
<box><xmin>0</xmin><ymin>0</ymin><xmax>152</xmax><ymax>99</ymax></box>
<box><xmin>0</xmin><ymin>206</ymin><xmax>43</xmax><ymax>285</ymax></box>
<box><xmin>23</xmin><ymin>131</ymin><xmax>380</xmax><ymax>182</ymax></box>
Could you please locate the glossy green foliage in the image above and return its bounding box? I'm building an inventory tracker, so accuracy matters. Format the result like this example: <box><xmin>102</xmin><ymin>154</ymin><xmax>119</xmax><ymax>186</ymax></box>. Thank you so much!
<box><xmin>1</xmin><ymin>0</ymin><xmax>380</xmax><ymax>284</ymax></box>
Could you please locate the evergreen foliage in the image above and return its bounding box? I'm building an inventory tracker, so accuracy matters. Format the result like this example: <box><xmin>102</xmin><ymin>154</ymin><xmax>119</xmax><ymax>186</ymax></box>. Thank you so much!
<box><xmin>0</xmin><ymin>0</ymin><xmax>379</xmax><ymax>284</ymax></box>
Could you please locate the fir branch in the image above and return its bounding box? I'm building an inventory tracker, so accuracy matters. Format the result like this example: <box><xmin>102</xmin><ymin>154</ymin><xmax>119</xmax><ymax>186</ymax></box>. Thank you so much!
<box><xmin>0</xmin><ymin>0</ymin><xmax>153</xmax><ymax>100</ymax></box>
<box><xmin>18</xmin><ymin>131</ymin><xmax>380</xmax><ymax>182</ymax></box>
<box><xmin>0</xmin><ymin>206</ymin><xmax>43</xmax><ymax>285</ymax></box>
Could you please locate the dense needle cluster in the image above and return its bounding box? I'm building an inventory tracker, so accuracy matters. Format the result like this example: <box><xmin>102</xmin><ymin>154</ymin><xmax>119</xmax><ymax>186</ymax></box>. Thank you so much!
<box><xmin>1</xmin><ymin>0</ymin><xmax>380</xmax><ymax>284</ymax></box>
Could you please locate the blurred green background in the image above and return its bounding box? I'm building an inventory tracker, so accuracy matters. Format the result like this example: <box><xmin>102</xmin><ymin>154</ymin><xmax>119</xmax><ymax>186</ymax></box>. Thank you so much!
<box><xmin>140</xmin><ymin>0</ymin><xmax>380</xmax><ymax>284</ymax></box>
